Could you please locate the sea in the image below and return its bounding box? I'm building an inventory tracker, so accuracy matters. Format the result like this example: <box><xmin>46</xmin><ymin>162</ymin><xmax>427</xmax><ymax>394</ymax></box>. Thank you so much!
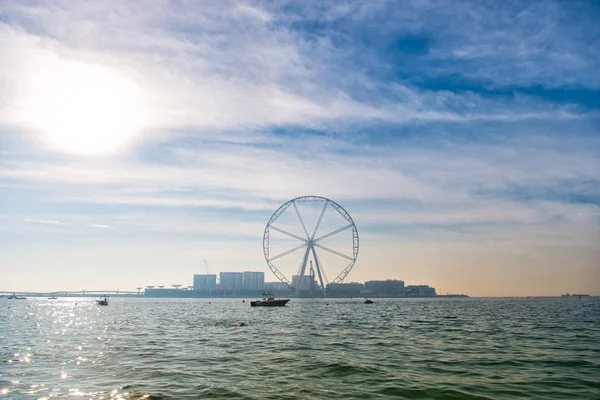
<box><xmin>1</xmin><ymin>297</ymin><xmax>599</xmax><ymax>399</ymax></box>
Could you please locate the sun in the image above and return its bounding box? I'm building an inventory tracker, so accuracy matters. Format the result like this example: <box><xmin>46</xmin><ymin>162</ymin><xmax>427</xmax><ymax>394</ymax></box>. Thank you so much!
<box><xmin>26</xmin><ymin>60</ymin><xmax>147</xmax><ymax>155</ymax></box>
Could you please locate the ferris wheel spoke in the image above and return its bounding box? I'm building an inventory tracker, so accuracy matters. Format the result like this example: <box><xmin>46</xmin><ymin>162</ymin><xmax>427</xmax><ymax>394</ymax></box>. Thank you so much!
<box><xmin>314</xmin><ymin>223</ymin><xmax>354</xmax><ymax>243</ymax></box>
<box><xmin>292</xmin><ymin>201</ymin><xmax>310</xmax><ymax>239</ymax></box>
<box><xmin>311</xmin><ymin>201</ymin><xmax>328</xmax><ymax>239</ymax></box>
<box><xmin>314</xmin><ymin>250</ymin><xmax>330</xmax><ymax>285</ymax></box>
<box><xmin>268</xmin><ymin>242</ymin><xmax>308</xmax><ymax>262</ymax></box>
<box><xmin>314</xmin><ymin>243</ymin><xmax>354</xmax><ymax>261</ymax></box>
<box><xmin>269</xmin><ymin>225</ymin><xmax>308</xmax><ymax>242</ymax></box>
<box><xmin>310</xmin><ymin>246</ymin><xmax>327</xmax><ymax>294</ymax></box>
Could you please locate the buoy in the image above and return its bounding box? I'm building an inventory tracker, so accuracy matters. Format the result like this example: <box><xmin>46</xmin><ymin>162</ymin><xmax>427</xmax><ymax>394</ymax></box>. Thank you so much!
<box><xmin>242</xmin><ymin>300</ymin><xmax>245</xmax><ymax>303</ymax></box>
<box><xmin>208</xmin><ymin>301</ymin><xmax>211</xmax><ymax>304</ymax></box>
<box><xmin>326</xmin><ymin>303</ymin><xmax>329</xmax><ymax>306</ymax></box>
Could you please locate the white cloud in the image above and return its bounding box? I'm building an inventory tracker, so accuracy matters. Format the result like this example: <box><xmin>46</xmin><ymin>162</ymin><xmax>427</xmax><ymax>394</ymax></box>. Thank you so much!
<box><xmin>24</xmin><ymin>218</ymin><xmax>63</xmax><ymax>225</ymax></box>
<box><xmin>0</xmin><ymin>0</ymin><xmax>588</xmax><ymax>152</ymax></box>
<box><xmin>3</xmin><ymin>133</ymin><xmax>598</xmax><ymax>242</ymax></box>
<box><xmin>3</xmin><ymin>131</ymin><xmax>598</xmax><ymax>203</ymax></box>
<box><xmin>279</xmin><ymin>0</ymin><xmax>600</xmax><ymax>88</ymax></box>
<box><xmin>0</xmin><ymin>3</ymin><xmax>377</xmax><ymax>138</ymax></box>
<box><xmin>90</xmin><ymin>224</ymin><xmax>113</xmax><ymax>229</ymax></box>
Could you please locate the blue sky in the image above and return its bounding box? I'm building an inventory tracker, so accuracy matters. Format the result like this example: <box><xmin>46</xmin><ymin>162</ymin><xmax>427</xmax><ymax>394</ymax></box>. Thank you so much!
<box><xmin>0</xmin><ymin>0</ymin><xmax>599</xmax><ymax>296</ymax></box>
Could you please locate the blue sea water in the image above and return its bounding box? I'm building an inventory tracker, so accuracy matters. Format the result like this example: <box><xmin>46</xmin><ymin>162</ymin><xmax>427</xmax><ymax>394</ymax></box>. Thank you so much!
<box><xmin>1</xmin><ymin>297</ymin><xmax>599</xmax><ymax>399</ymax></box>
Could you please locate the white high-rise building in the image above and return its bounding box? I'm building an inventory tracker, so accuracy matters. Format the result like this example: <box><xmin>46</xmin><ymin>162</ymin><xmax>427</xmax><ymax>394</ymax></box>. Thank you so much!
<box><xmin>219</xmin><ymin>272</ymin><xmax>243</xmax><ymax>291</ymax></box>
<box><xmin>243</xmin><ymin>271</ymin><xmax>264</xmax><ymax>291</ymax></box>
<box><xmin>193</xmin><ymin>274</ymin><xmax>217</xmax><ymax>292</ymax></box>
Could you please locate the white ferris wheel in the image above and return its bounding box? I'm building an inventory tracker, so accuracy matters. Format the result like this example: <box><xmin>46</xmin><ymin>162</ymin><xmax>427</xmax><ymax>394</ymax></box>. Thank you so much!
<box><xmin>263</xmin><ymin>196</ymin><xmax>359</xmax><ymax>296</ymax></box>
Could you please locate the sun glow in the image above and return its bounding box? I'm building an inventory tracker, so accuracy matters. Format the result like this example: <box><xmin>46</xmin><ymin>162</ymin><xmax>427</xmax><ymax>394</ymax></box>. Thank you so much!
<box><xmin>26</xmin><ymin>60</ymin><xmax>147</xmax><ymax>155</ymax></box>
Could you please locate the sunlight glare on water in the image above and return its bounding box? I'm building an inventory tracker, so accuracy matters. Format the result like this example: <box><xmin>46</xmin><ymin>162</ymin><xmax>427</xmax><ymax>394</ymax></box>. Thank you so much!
<box><xmin>1</xmin><ymin>297</ymin><xmax>599</xmax><ymax>399</ymax></box>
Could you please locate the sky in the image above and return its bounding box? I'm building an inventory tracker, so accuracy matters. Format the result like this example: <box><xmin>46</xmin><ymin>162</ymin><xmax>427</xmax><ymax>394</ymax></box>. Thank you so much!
<box><xmin>0</xmin><ymin>0</ymin><xmax>599</xmax><ymax>296</ymax></box>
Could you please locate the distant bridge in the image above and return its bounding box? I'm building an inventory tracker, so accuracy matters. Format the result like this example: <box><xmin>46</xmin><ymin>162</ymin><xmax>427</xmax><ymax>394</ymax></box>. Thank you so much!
<box><xmin>1</xmin><ymin>290</ymin><xmax>141</xmax><ymax>297</ymax></box>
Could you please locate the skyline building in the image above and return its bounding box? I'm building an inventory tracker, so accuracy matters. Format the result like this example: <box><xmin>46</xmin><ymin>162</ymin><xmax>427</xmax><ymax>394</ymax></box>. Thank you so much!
<box><xmin>143</xmin><ymin>275</ymin><xmax>440</xmax><ymax>297</ymax></box>
<box><xmin>405</xmin><ymin>285</ymin><xmax>436</xmax><ymax>296</ymax></box>
<box><xmin>291</xmin><ymin>275</ymin><xmax>317</xmax><ymax>292</ymax></box>
<box><xmin>326</xmin><ymin>282</ymin><xmax>364</xmax><ymax>297</ymax></box>
<box><xmin>187</xmin><ymin>272</ymin><xmax>438</xmax><ymax>297</ymax></box>
<box><xmin>193</xmin><ymin>274</ymin><xmax>217</xmax><ymax>292</ymax></box>
<box><xmin>219</xmin><ymin>272</ymin><xmax>243</xmax><ymax>291</ymax></box>
<box><xmin>365</xmin><ymin>279</ymin><xmax>405</xmax><ymax>296</ymax></box>
<box><xmin>264</xmin><ymin>281</ymin><xmax>290</xmax><ymax>292</ymax></box>
<box><xmin>243</xmin><ymin>271</ymin><xmax>264</xmax><ymax>291</ymax></box>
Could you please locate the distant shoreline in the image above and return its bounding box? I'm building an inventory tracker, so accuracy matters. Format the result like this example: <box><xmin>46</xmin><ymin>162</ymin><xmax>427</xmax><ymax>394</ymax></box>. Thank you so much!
<box><xmin>1</xmin><ymin>294</ymin><xmax>465</xmax><ymax>298</ymax></box>
<box><xmin>1</xmin><ymin>292</ymin><xmax>468</xmax><ymax>299</ymax></box>
<box><xmin>2</xmin><ymin>293</ymin><xmax>596</xmax><ymax>299</ymax></box>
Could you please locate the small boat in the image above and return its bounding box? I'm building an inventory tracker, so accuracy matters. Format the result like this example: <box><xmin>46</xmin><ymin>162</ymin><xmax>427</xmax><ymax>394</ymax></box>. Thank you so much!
<box><xmin>364</xmin><ymin>299</ymin><xmax>374</xmax><ymax>304</ymax></box>
<box><xmin>7</xmin><ymin>294</ymin><xmax>26</xmax><ymax>300</ymax></box>
<box><xmin>96</xmin><ymin>297</ymin><xmax>109</xmax><ymax>306</ymax></box>
<box><xmin>48</xmin><ymin>297</ymin><xmax>58</xmax><ymax>300</ymax></box>
<box><xmin>250</xmin><ymin>293</ymin><xmax>290</xmax><ymax>307</ymax></box>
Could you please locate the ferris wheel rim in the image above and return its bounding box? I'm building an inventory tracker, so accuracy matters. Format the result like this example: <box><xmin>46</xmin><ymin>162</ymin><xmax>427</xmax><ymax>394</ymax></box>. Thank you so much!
<box><xmin>263</xmin><ymin>195</ymin><xmax>359</xmax><ymax>287</ymax></box>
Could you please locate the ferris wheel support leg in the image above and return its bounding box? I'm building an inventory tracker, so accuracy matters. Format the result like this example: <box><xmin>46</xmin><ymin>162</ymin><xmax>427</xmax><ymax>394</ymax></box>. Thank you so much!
<box><xmin>296</xmin><ymin>245</ymin><xmax>312</xmax><ymax>294</ymax></box>
<box><xmin>310</xmin><ymin>246</ymin><xmax>327</xmax><ymax>297</ymax></box>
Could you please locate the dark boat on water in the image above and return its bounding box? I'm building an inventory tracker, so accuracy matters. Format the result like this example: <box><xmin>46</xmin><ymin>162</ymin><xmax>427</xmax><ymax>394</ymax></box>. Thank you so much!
<box><xmin>7</xmin><ymin>294</ymin><xmax>26</xmax><ymax>300</ymax></box>
<box><xmin>96</xmin><ymin>297</ymin><xmax>109</xmax><ymax>306</ymax></box>
<box><xmin>364</xmin><ymin>299</ymin><xmax>374</xmax><ymax>304</ymax></box>
<box><xmin>250</xmin><ymin>293</ymin><xmax>290</xmax><ymax>307</ymax></box>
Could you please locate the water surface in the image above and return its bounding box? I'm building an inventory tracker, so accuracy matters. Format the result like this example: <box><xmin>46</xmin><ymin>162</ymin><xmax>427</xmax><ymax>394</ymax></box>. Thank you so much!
<box><xmin>1</xmin><ymin>297</ymin><xmax>599</xmax><ymax>399</ymax></box>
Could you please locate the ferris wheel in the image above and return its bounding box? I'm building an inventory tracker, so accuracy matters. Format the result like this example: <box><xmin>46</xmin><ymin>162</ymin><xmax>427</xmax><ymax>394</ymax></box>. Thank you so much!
<box><xmin>263</xmin><ymin>196</ymin><xmax>359</xmax><ymax>295</ymax></box>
